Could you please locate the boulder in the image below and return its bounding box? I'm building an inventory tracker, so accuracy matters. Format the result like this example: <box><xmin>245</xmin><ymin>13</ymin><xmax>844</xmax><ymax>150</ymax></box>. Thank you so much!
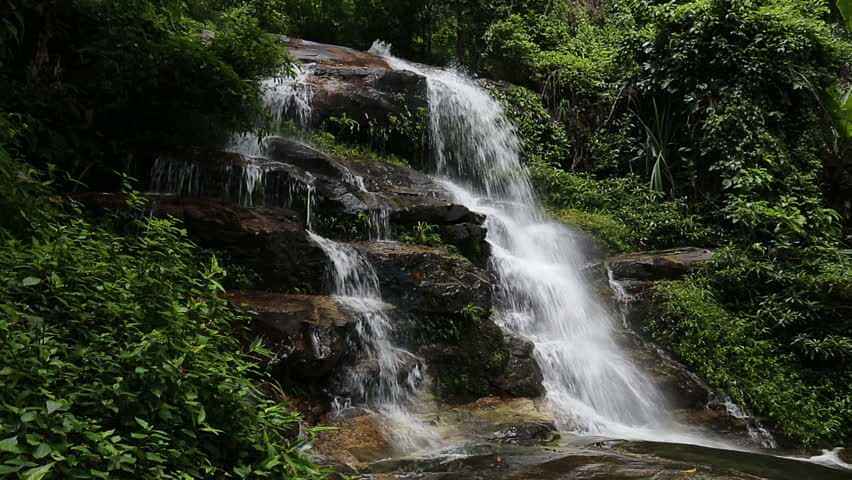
<box><xmin>326</xmin><ymin>350</ymin><xmax>424</xmax><ymax>404</ymax></box>
<box><xmin>146</xmin><ymin>196</ymin><xmax>327</xmax><ymax>292</ymax></box>
<box><xmin>606</xmin><ymin>247</ymin><xmax>713</xmax><ymax>300</ymax></box>
<box><xmin>266</xmin><ymin>136</ymin><xmax>453</xmax><ymax>216</ymax></box>
<box><xmin>493</xmin><ymin>335</ymin><xmax>546</xmax><ymax>399</ymax></box>
<box><xmin>353</xmin><ymin>241</ymin><xmax>491</xmax><ymax>316</ymax></box>
<box><xmin>491</xmin><ymin>422</ymin><xmax>558</xmax><ymax>446</ymax></box>
<box><xmin>441</xmin><ymin>397</ymin><xmax>558</xmax><ymax>446</ymax></box>
<box><xmin>283</xmin><ymin>37</ymin><xmax>428</xmax><ymax>159</ymax></box>
<box><xmin>348</xmin><ymin>241</ymin><xmax>543</xmax><ymax>402</ymax></box>
<box><xmin>146</xmin><ymin>139</ymin><xmax>488</xmax><ymax>260</ymax></box>
<box><xmin>72</xmin><ymin>193</ymin><xmax>326</xmax><ymax>292</ymax></box>
<box><xmin>313</xmin><ymin>412</ymin><xmax>393</xmax><ymax>469</ymax></box>
<box><xmin>227</xmin><ymin>292</ymin><xmax>355</xmax><ymax>380</ymax></box>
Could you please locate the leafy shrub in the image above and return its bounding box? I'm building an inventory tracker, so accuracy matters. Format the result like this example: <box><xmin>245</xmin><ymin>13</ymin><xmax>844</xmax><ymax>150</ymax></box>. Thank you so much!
<box><xmin>650</xmin><ymin>275</ymin><xmax>851</xmax><ymax>446</ymax></box>
<box><xmin>489</xmin><ymin>82</ymin><xmax>713</xmax><ymax>251</ymax></box>
<box><xmin>399</xmin><ymin>222</ymin><xmax>443</xmax><ymax>247</ymax></box>
<box><xmin>0</xmin><ymin>198</ymin><xmax>326</xmax><ymax>478</ymax></box>
<box><xmin>0</xmin><ymin>0</ymin><xmax>286</xmax><ymax>189</ymax></box>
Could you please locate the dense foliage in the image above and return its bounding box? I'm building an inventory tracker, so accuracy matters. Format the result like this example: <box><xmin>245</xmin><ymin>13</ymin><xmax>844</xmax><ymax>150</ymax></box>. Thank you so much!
<box><xmin>0</xmin><ymin>150</ymin><xmax>326</xmax><ymax>478</ymax></box>
<box><xmin>282</xmin><ymin>0</ymin><xmax>560</xmax><ymax>66</ymax></box>
<box><xmin>0</xmin><ymin>1</ymin><xmax>327</xmax><ymax>477</ymax></box>
<box><xmin>480</xmin><ymin>0</ymin><xmax>852</xmax><ymax>446</ymax></box>
<box><xmin>0</xmin><ymin>0</ymin><xmax>287</xmax><ymax>189</ymax></box>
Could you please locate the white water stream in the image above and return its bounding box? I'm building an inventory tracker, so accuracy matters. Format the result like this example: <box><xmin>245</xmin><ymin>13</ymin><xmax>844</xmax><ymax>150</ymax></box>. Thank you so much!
<box><xmin>227</xmin><ymin>64</ymin><xmax>316</xmax><ymax>158</ymax></box>
<box><xmin>372</xmin><ymin>43</ymin><xmax>746</xmax><ymax>447</ymax></box>
<box><xmin>308</xmin><ymin>232</ymin><xmax>441</xmax><ymax>452</ymax></box>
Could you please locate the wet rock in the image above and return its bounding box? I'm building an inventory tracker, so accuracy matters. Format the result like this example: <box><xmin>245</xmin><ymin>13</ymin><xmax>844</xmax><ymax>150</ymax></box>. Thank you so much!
<box><xmin>146</xmin><ymin>148</ymin><xmax>274</xmax><ymax>204</ymax></box>
<box><xmin>623</xmin><ymin>334</ymin><xmax>713</xmax><ymax>411</ymax></box>
<box><xmin>313</xmin><ymin>412</ymin><xmax>392</xmax><ymax>468</ymax></box>
<box><xmin>227</xmin><ymin>292</ymin><xmax>354</xmax><ymax>380</ymax></box>
<box><xmin>72</xmin><ymin>193</ymin><xmax>326</xmax><ymax>292</ymax></box>
<box><xmin>266</xmin><ymin>136</ymin><xmax>453</xmax><ymax>216</ymax></box>
<box><xmin>349</xmin><ymin>241</ymin><xmax>543</xmax><ymax>402</ymax></box>
<box><xmin>606</xmin><ymin>247</ymin><xmax>713</xmax><ymax>299</ymax></box>
<box><xmin>283</xmin><ymin>37</ymin><xmax>428</xmax><ymax>159</ymax></box>
<box><xmin>839</xmin><ymin>448</ymin><xmax>851</xmax><ymax>465</ymax></box>
<box><xmin>353</xmin><ymin>241</ymin><xmax>491</xmax><ymax>315</ymax></box>
<box><xmin>494</xmin><ymin>335</ymin><xmax>546</xmax><ymax>399</ymax></box>
<box><xmin>326</xmin><ymin>351</ymin><xmax>424</xmax><ymax>403</ymax></box>
<box><xmin>361</xmin><ymin>439</ymin><xmax>851</xmax><ymax>480</ymax></box>
<box><xmin>420</xmin><ymin>327</ymin><xmax>508</xmax><ymax>403</ymax></box>
<box><xmin>146</xmin><ymin>139</ymin><xmax>487</xmax><ymax>256</ymax></box>
<box><xmin>284</xmin><ymin>37</ymin><xmax>390</xmax><ymax>70</ymax></box>
<box><xmin>151</xmin><ymin>196</ymin><xmax>327</xmax><ymax>292</ymax></box>
<box><xmin>492</xmin><ymin>422</ymin><xmax>558</xmax><ymax>446</ymax></box>
<box><xmin>436</xmin><ymin>222</ymin><xmax>490</xmax><ymax>267</ymax></box>
<box><xmin>443</xmin><ymin>397</ymin><xmax>557</xmax><ymax>446</ymax></box>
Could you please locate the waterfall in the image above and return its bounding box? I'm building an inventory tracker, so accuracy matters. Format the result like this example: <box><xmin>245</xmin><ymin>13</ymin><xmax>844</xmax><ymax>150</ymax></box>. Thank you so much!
<box><xmin>227</xmin><ymin>64</ymin><xmax>315</xmax><ymax>158</ymax></box>
<box><xmin>374</xmin><ymin>43</ymin><xmax>681</xmax><ymax>439</ymax></box>
<box><xmin>307</xmin><ymin>232</ymin><xmax>440</xmax><ymax>451</ymax></box>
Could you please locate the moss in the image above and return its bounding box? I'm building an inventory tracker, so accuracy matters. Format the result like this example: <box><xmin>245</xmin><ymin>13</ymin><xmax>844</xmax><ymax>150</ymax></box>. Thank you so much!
<box><xmin>277</xmin><ymin>121</ymin><xmax>411</xmax><ymax>166</ymax></box>
<box><xmin>551</xmin><ymin>208</ymin><xmax>633</xmax><ymax>252</ymax></box>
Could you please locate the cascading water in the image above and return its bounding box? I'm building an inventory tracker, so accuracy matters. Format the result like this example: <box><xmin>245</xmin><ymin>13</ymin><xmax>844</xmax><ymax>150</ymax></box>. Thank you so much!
<box><xmin>374</xmin><ymin>43</ymin><xmax>690</xmax><ymax>440</ymax></box>
<box><xmin>307</xmin><ymin>232</ymin><xmax>440</xmax><ymax>452</ymax></box>
<box><xmin>227</xmin><ymin>64</ymin><xmax>316</xmax><ymax>158</ymax></box>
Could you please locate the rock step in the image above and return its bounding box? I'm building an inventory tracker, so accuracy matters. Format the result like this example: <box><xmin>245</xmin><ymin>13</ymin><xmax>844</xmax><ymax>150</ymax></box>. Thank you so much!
<box><xmin>606</xmin><ymin>247</ymin><xmax>713</xmax><ymax>299</ymax></box>
<box><xmin>283</xmin><ymin>36</ymin><xmax>428</xmax><ymax>159</ymax></box>
<box><xmin>147</xmin><ymin>138</ymin><xmax>488</xmax><ymax>261</ymax></box>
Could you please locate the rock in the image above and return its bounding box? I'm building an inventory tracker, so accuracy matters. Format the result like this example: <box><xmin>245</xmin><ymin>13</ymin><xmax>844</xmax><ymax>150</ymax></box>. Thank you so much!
<box><xmin>437</xmin><ymin>222</ymin><xmax>490</xmax><ymax>266</ymax></box>
<box><xmin>442</xmin><ymin>397</ymin><xmax>558</xmax><ymax>446</ymax></box>
<box><xmin>147</xmin><ymin>148</ymin><xmax>274</xmax><ymax>205</ymax></box>
<box><xmin>353</xmin><ymin>241</ymin><xmax>491</xmax><ymax>316</ymax></box>
<box><xmin>839</xmin><ymin>448</ymin><xmax>851</xmax><ymax>465</ymax></box>
<box><xmin>326</xmin><ymin>351</ymin><xmax>424</xmax><ymax>403</ymax></box>
<box><xmin>73</xmin><ymin>192</ymin><xmax>329</xmax><ymax>291</ymax></box>
<box><xmin>284</xmin><ymin>37</ymin><xmax>390</xmax><ymax>69</ymax></box>
<box><xmin>147</xmin><ymin>196</ymin><xmax>327</xmax><ymax>292</ymax></box>
<box><xmin>266</xmin><ymin>136</ymin><xmax>453</xmax><ymax>217</ymax></box>
<box><xmin>146</xmin><ymin>139</ymin><xmax>487</xmax><ymax>256</ymax></box>
<box><xmin>348</xmin><ymin>241</ymin><xmax>543</xmax><ymax>402</ymax></box>
<box><xmin>494</xmin><ymin>335</ymin><xmax>546</xmax><ymax>399</ymax></box>
<box><xmin>491</xmin><ymin>421</ymin><xmax>558</xmax><ymax>446</ymax></box>
<box><xmin>313</xmin><ymin>412</ymin><xmax>393</xmax><ymax>468</ymax></box>
<box><xmin>606</xmin><ymin>247</ymin><xmax>714</xmax><ymax>300</ymax></box>
<box><xmin>283</xmin><ymin>37</ymin><xmax>428</xmax><ymax>159</ymax></box>
<box><xmin>227</xmin><ymin>292</ymin><xmax>354</xmax><ymax>380</ymax></box>
<box><xmin>622</xmin><ymin>333</ymin><xmax>712</xmax><ymax>411</ymax></box>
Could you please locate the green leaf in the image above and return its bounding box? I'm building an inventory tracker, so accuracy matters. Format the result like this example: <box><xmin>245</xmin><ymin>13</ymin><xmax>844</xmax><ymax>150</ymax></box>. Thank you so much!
<box><xmin>21</xmin><ymin>276</ymin><xmax>41</xmax><ymax>287</ymax></box>
<box><xmin>33</xmin><ymin>443</ymin><xmax>52</xmax><ymax>459</ymax></box>
<box><xmin>0</xmin><ymin>464</ymin><xmax>24</xmax><ymax>475</ymax></box>
<box><xmin>46</xmin><ymin>400</ymin><xmax>65</xmax><ymax>414</ymax></box>
<box><xmin>839</xmin><ymin>0</ymin><xmax>852</xmax><ymax>30</ymax></box>
<box><xmin>135</xmin><ymin>417</ymin><xmax>150</xmax><ymax>430</ymax></box>
<box><xmin>0</xmin><ymin>436</ymin><xmax>21</xmax><ymax>453</ymax></box>
<box><xmin>21</xmin><ymin>463</ymin><xmax>54</xmax><ymax>480</ymax></box>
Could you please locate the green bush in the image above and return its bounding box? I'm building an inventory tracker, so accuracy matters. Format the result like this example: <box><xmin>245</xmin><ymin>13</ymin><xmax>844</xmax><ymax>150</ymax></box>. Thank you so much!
<box><xmin>650</xmin><ymin>275</ymin><xmax>851</xmax><ymax>446</ymax></box>
<box><xmin>0</xmin><ymin>196</ymin><xmax>326</xmax><ymax>478</ymax></box>
<box><xmin>0</xmin><ymin>0</ymin><xmax>286</xmax><ymax>189</ymax></box>
<box><xmin>489</xmin><ymin>82</ymin><xmax>713</xmax><ymax>251</ymax></box>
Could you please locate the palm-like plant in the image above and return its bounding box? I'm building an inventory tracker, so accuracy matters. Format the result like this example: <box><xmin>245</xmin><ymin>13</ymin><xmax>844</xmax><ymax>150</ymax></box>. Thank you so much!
<box><xmin>633</xmin><ymin>98</ymin><xmax>677</xmax><ymax>195</ymax></box>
